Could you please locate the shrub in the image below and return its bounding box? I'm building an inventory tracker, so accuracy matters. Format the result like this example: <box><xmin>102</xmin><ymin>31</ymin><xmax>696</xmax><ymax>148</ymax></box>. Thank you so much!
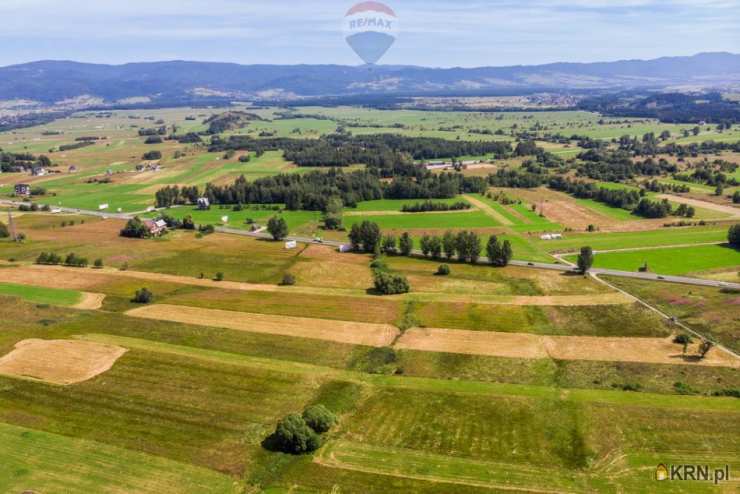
<box><xmin>214</xmin><ymin>272</ymin><xmax>224</xmax><ymax>282</ymax></box>
<box><xmin>270</xmin><ymin>413</ymin><xmax>322</xmax><ymax>454</ymax></box>
<box><xmin>142</xmin><ymin>150</ymin><xmax>162</xmax><ymax>160</ymax></box>
<box><xmin>399</xmin><ymin>232</ymin><xmax>413</xmax><ymax>256</ymax></box>
<box><xmin>93</xmin><ymin>258</ymin><xmax>104</xmax><ymax>269</ymax></box>
<box><xmin>673</xmin><ymin>334</ymin><xmax>692</xmax><ymax>345</ymax></box>
<box><xmin>373</xmin><ymin>271</ymin><xmax>410</xmax><ymax>295</ymax></box>
<box><xmin>0</xmin><ymin>222</ymin><xmax>10</xmax><ymax>238</ymax></box>
<box><xmin>132</xmin><ymin>288</ymin><xmax>153</xmax><ymax>304</ymax></box>
<box><xmin>302</xmin><ymin>405</ymin><xmax>337</xmax><ymax>433</ymax></box>
<box><xmin>64</xmin><ymin>253</ymin><xmax>88</xmax><ymax>267</ymax></box>
<box><xmin>280</xmin><ymin>273</ymin><xmax>296</xmax><ymax>286</ymax></box>
<box><xmin>436</xmin><ymin>264</ymin><xmax>451</xmax><ymax>276</ymax></box>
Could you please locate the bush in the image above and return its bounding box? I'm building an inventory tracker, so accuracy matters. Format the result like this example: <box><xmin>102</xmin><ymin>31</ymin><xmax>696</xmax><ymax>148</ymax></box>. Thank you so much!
<box><xmin>142</xmin><ymin>150</ymin><xmax>162</xmax><ymax>160</ymax></box>
<box><xmin>270</xmin><ymin>413</ymin><xmax>322</xmax><ymax>454</ymax></box>
<box><xmin>93</xmin><ymin>258</ymin><xmax>104</xmax><ymax>269</ymax></box>
<box><xmin>280</xmin><ymin>273</ymin><xmax>296</xmax><ymax>286</ymax></box>
<box><xmin>673</xmin><ymin>334</ymin><xmax>692</xmax><ymax>345</ymax></box>
<box><xmin>64</xmin><ymin>253</ymin><xmax>88</xmax><ymax>267</ymax></box>
<box><xmin>0</xmin><ymin>222</ymin><xmax>9</xmax><ymax>238</ymax></box>
<box><xmin>436</xmin><ymin>264</ymin><xmax>451</xmax><ymax>276</ymax></box>
<box><xmin>214</xmin><ymin>272</ymin><xmax>224</xmax><ymax>282</ymax></box>
<box><xmin>131</xmin><ymin>288</ymin><xmax>153</xmax><ymax>304</ymax></box>
<box><xmin>302</xmin><ymin>405</ymin><xmax>337</xmax><ymax>433</ymax></box>
<box><xmin>373</xmin><ymin>271</ymin><xmax>410</xmax><ymax>295</ymax></box>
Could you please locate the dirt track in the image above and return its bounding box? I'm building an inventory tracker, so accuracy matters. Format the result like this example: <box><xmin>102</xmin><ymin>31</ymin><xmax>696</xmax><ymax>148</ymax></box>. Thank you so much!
<box><xmin>73</xmin><ymin>292</ymin><xmax>106</xmax><ymax>310</ymax></box>
<box><xmin>0</xmin><ymin>339</ymin><xmax>127</xmax><ymax>385</ymax></box>
<box><xmin>126</xmin><ymin>304</ymin><xmax>399</xmax><ymax>347</ymax></box>
<box><xmin>462</xmin><ymin>194</ymin><xmax>513</xmax><ymax>225</ymax></box>
<box><xmin>396</xmin><ymin>328</ymin><xmax>740</xmax><ymax>368</ymax></box>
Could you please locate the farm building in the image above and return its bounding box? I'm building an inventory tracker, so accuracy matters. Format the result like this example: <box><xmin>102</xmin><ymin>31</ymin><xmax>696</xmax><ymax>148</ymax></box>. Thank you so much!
<box><xmin>197</xmin><ymin>197</ymin><xmax>211</xmax><ymax>210</ymax></box>
<box><xmin>14</xmin><ymin>184</ymin><xmax>31</xmax><ymax>196</ymax></box>
<box><xmin>143</xmin><ymin>219</ymin><xmax>168</xmax><ymax>237</ymax></box>
<box><xmin>540</xmin><ymin>233</ymin><xmax>563</xmax><ymax>241</ymax></box>
<box><xmin>68</xmin><ymin>165</ymin><xmax>78</xmax><ymax>173</ymax></box>
<box><xmin>31</xmin><ymin>167</ymin><xmax>47</xmax><ymax>177</ymax></box>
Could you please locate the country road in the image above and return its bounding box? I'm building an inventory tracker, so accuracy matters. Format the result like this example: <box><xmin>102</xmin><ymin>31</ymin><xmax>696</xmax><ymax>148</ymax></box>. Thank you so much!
<box><xmin>4</xmin><ymin>200</ymin><xmax>738</xmax><ymax>290</ymax></box>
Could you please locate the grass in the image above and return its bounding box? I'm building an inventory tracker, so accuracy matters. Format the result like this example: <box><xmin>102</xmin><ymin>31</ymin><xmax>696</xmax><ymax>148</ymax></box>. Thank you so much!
<box><xmin>604</xmin><ymin>276</ymin><xmax>740</xmax><ymax>352</ymax></box>
<box><xmin>345</xmin><ymin>211</ymin><xmax>500</xmax><ymax>230</ymax></box>
<box><xmin>537</xmin><ymin>226</ymin><xmax>730</xmax><ymax>253</ymax></box>
<box><xmin>0</xmin><ymin>422</ymin><xmax>238</xmax><ymax>494</ymax></box>
<box><xmin>153</xmin><ymin>206</ymin><xmax>320</xmax><ymax>232</ymax></box>
<box><xmin>0</xmin><ymin>282</ymin><xmax>82</xmax><ymax>306</ymax></box>
<box><xmin>565</xmin><ymin>244</ymin><xmax>740</xmax><ymax>276</ymax></box>
<box><xmin>351</xmin><ymin>197</ymin><xmax>472</xmax><ymax>212</ymax></box>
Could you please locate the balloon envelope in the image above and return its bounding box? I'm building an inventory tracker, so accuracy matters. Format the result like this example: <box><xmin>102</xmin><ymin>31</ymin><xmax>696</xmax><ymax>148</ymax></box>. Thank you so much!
<box><xmin>343</xmin><ymin>2</ymin><xmax>398</xmax><ymax>65</ymax></box>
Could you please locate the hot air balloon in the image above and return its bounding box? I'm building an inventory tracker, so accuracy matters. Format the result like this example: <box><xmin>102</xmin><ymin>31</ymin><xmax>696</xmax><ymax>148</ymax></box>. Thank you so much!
<box><xmin>343</xmin><ymin>2</ymin><xmax>398</xmax><ymax>65</ymax></box>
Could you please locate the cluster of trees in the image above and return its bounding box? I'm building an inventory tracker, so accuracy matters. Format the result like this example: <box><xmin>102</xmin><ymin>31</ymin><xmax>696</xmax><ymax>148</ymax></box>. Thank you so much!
<box><xmin>266</xmin><ymin>405</ymin><xmax>336</xmax><ymax>454</ymax></box>
<box><xmin>204</xmin><ymin>111</ymin><xmax>262</xmax><ymax>134</ymax></box>
<box><xmin>487</xmin><ymin>168</ymin><xmax>546</xmax><ymax>188</ymax></box>
<box><xmin>0</xmin><ymin>151</ymin><xmax>49</xmax><ymax>173</ymax></box>
<box><xmin>549</xmin><ymin>177</ymin><xmax>642</xmax><ymax>210</ymax></box>
<box><xmin>210</xmin><ymin>133</ymin><xmax>511</xmax><ymax>172</ymax></box>
<box><xmin>267</xmin><ymin>216</ymin><xmax>289</xmax><ymax>240</ymax></box>
<box><xmin>36</xmin><ymin>252</ymin><xmax>88</xmax><ymax>267</ymax></box>
<box><xmin>349</xmin><ymin>221</ymin><xmax>382</xmax><ymax>253</ymax></box>
<box><xmin>576</xmin><ymin>150</ymin><xmax>677</xmax><ymax>181</ymax></box>
<box><xmin>155</xmin><ymin>168</ymin><xmax>485</xmax><ymax>212</ymax></box>
<box><xmin>59</xmin><ymin>141</ymin><xmax>94</xmax><ymax>152</ymax></box>
<box><xmin>132</xmin><ymin>288</ymin><xmax>153</xmax><ymax>304</ymax></box>
<box><xmin>642</xmin><ymin>180</ymin><xmax>690</xmax><ymax>194</ymax></box>
<box><xmin>400</xmin><ymin>200</ymin><xmax>470</xmax><ymax>213</ymax></box>
<box><xmin>120</xmin><ymin>217</ymin><xmax>151</xmax><ymax>238</ymax></box>
<box><xmin>138</xmin><ymin>126</ymin><xmax>167</xmax><ymax>137</ymax></box>
<box><xmin>633</xmin><ymin>198</ymin><xmax>675</xmax><ymax>218</ymax></box>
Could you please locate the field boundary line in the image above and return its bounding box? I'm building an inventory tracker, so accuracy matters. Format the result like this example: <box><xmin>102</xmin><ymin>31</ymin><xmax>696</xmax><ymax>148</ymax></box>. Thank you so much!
<box><xmin>462</xmin><ymin>194</ymin><xmax>514</xmax><ymax>226</ymax></box>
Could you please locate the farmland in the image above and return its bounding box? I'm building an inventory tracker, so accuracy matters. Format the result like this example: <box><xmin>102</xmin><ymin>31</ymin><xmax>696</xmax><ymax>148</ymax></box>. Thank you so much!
<box><xmin>0</xmin><ymin>104</ymin><xmax>738</xmax><ymax>493</ymax></box>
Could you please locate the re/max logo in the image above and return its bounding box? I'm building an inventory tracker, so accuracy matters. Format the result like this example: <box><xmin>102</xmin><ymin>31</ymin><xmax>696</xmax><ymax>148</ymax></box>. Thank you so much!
<box><xmin>348</xmin><ymin>18</ymin><xmax>393</xmax><ymax>30</ymax></box>
<box><xmin>656</xmin><ymin>464</ymin><xmax>730</xmax><ymax>484</ymax></box>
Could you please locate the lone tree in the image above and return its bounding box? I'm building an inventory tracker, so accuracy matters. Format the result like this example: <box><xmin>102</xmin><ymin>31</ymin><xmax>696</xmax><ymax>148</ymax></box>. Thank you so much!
<box><xmin>267</xmin><ymin>216</ymin><xmax>288</xmax><ymax>241</ymax></box>
<box><xmin>399</xmin><ymin>232</ymin><xmax>413</xmax><ymax>256</ymax></box>
<box><xmin>322</xmin><ymin>197</ymin><xmax>343</xmax><ymax>231</ymax></box>
<box><xmin>729</xmin><ymin>224</ymin><xmax>740</xmax><ymax>248</ymax></box>
<box><xmin>577</xmin><ymin>246</ymin><xmax>594</xmax><ymax>274</ymax></box>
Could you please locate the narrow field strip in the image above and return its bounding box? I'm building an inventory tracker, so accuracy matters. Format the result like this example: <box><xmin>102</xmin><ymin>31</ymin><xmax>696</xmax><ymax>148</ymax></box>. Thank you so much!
<box><xmin>316</xmin><ymin>440</ymin><xmax>595</xmax><ymax>493</ymax></box>
<box><xmin>0</xmin><ymin>264</ymin><xmax>628</xmax><ymax>306</ymax></box>
<box><xmin>0</xmin><ymin>339</ymin><xmax>128</xmax><ymax>385</ymax></box>
<box><xmin>0</xmin><ymin>423</ymin><xmax>238</xmax><ymax>494</ymax></box>
<box><xmin>463</xmin><ymin>194</ymin><xmax>514</xmax><ymax>225</ymax></box>
<box><xmin>76</xmin><ymin>334</ymin><xmax>740</xmax><ymax>411</ymax></box>
<box><xmin>343</xmin><ymin>208</ymin><xmax>480</xmax><ymax>217</ymax></box>
<box><xmin>125</xmin><ymin>304</ymin><xmax>399</xmax><ymax>347</ymax></box>
<box><xmin>656</xmin><ymin>194</ymin><xmax>740</xmax><ymax>218</ymax></box>
<box><xmin>396</xmin><ymin>328</ymin><xmax>740</xmax><ymax>369</ymax></box>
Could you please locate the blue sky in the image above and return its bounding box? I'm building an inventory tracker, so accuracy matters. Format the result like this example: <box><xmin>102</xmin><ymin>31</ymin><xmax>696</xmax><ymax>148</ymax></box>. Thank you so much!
<box><xmin>0</xmin><ymin>0</ymin><xmax>737</xmax><ymax>67</ymax></box>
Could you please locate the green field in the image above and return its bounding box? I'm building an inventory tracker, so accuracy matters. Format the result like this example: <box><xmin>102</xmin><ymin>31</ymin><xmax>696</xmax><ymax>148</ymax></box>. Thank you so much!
<box><xmin>566</xmin><ymin>244</ymin><xmax>740</xmax><ymax>275</ymax></box>
<box><xmin>345</xmin><ymin>210</ymin><xmax>500</xmax><ymax>229</ymax></box>
<box><xmin>0</xmin><ymin>282</ymin><xmax>82</xmax><ymax>306</ymax></box>
<box><xmin>352</xmin><ymin>197</ymin><xmax>472</xmax><ymax>212</ymax></box>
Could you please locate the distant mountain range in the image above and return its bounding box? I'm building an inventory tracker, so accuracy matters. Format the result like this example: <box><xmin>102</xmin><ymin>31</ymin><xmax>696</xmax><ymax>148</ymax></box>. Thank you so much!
<box><xmin>1</xmin><ymin>52</ymin><xmax>739</xmax><ymax>107</ymax></box>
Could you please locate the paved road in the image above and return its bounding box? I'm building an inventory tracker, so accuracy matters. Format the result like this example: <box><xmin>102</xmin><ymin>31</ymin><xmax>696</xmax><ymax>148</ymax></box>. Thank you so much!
<box><xmin>5</xmin><ymin>201</ymin><xmax>737</xmax><ymax>290</ymax></box>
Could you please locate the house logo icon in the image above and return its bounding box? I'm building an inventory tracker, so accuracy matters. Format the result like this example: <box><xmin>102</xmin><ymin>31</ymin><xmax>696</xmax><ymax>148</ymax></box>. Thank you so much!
<box><xmin>656</xmin><ymin>464</ymin><xmax>669</xmax><ymax>481</ymax></box>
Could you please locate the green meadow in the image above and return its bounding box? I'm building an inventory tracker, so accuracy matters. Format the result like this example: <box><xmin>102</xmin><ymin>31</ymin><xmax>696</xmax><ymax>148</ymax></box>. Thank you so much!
<box><xmin>0</xmin><ymin>282</ymin><xmax>82</xmax><ymax>306</ymax></box>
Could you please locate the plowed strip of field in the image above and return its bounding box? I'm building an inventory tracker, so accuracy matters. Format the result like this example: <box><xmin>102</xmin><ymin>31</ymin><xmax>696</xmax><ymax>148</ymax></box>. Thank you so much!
<box><xmin>397</xmin><ymin>328</ymin><xmax>740</xmax><ymax>368</ymax></box>
<box><xmin>73</xmin><ymin>292</ymin><xmax>106</xmax><ymax>310</ymax></box>
<box><xmin>462</xmin><ymin>194</ymin><xmax>513</xmax><ymax>225</ymax></box>
<box><xmin>126</xmin><ymin>304</ymin><xmax>399</xmax><ymax>347</ymax></box>
<box><xmin>656</xmin><ymin>194</ymin><xmax>740</xmax><ymax>218</ymax></box>
<box><xmin>0</xmin><ymin>339</ymin><xmax>127</xmax><ymax>385</ymax></box>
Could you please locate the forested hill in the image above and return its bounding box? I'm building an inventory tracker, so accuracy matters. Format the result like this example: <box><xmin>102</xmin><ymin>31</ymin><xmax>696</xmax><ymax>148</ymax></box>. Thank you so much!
<box><xmin>0</xmin><ymin>52</ymin><xmax>739</xmax><ymax>105</ymax></box>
